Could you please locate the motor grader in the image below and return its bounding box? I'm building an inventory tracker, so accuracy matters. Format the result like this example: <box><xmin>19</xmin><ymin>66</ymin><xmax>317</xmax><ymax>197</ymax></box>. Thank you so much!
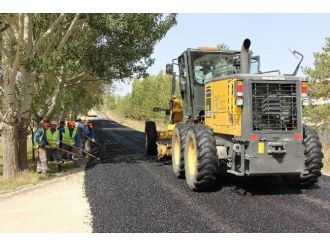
<box><xmin>145</xmin><ymin>39</ymin><xmax>323</xmax><ymax>191</ymax></box>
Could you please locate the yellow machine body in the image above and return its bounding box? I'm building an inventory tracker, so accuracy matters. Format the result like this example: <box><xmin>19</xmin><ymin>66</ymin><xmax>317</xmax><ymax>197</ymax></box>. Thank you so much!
<box><xmin>171</xmin><ymin>98</ymin><xmax>183</xmax><ymax>124</ymax></box>
<box><xmin>155</xmin><ymin>98</ymin><xmax>183</xmax><ymax>159</ymax></box>
<box><xmin>205</xmin><ymin>78</ymin><xmax>242</xmax><ymax>136</ymax></box>
<box><xmin>156</xmin><ymin>142</ymin><xmax>172</xmax><ymax>160</ymax></box>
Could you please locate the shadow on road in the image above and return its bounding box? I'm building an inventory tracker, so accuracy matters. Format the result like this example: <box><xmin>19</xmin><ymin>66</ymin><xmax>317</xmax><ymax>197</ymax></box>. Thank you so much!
<box><xmin>159</xmin><ymin>158</ymin><xmax>310</xmax><ymax>196</ymax></box>
<box><xmin>217</xmin><ymin>175</ymin><xmax>303</xmax><ymax>196</ymax></box>
<box><xmin>141</xmin><ymin>156</ymin><xmax>305</xmax><ymax>196</ymax></box>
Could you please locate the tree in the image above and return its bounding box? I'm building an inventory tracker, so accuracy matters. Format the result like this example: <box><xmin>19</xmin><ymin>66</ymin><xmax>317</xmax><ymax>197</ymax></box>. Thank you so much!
<box><xmin>86</xmin><ymin>14</ymin><xmax>176</xmax><ymax>80</ymax></box>
<box><xmin>115</xmin><ymin>72</ymin><xmax>174</xmax><ymax>121</ymax></box>
<box><xmin>304</xmin><ymin>37</ymin><xmax>330</xmax><ymax>131</ymax></box>
<box><xmin>30</xmin><ymin>14</ymin><xmax>176</xmax><ymax>122</ymax></box>
<box><xmin>0</xmin><ymin>14</ymin><xmax>88</xmax><ymax>178</ymax></box>
<box><xmin>0</xmin><ymin>13</ymin><xmax>177</xmax><ymax>179</ymax></box>
<box><xmin>217</xmin><ymin>43</ymin><xmax>230</xmax><ymax>51</ymax></box>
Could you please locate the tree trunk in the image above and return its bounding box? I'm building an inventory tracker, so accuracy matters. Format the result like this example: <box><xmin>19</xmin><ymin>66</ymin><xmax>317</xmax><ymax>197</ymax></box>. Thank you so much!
<box><xmin>2</xmin><ymin>125</ymin><xmax>19</xmax><ymax>179</ymax></box>
<box><xmin>16</xmin><ymin>67</ymin><xmax>34</xmax><ymax>171</ymax></box>
<box><xmin>17</xmin><ymin>124</ymin><xmax>28</xmax><ymax>171</ymax></box>
<box><xmin>1</xmin><ymin>21</ymin><xmax>20</xmax><ymax>179</ymax></box>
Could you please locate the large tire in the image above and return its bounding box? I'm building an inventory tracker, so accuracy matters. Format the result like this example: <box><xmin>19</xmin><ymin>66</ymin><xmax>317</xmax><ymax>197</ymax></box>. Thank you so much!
<box><xmin>171</xmin><ymin>123</ymin><xmax>189</xmax><ymax>178</ymax></box>
<box><xmin>145</xmin><ymin>121</ymin><xmax>157</xmax><ymax>155</ymax></box>
<box><xmin>283</xmin><ymin>125</ymin><xmax>323</xmax><ymax>188</ymax></box>
<box><xmin>184</xmin><ymin>124</ymin><xmax>218</xmax><ymax>191</ymax></box>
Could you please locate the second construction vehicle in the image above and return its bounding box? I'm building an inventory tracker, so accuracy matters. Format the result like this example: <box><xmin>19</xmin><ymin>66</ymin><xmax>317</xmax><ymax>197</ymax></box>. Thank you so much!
<box><xmin>145</xmin><ymin>39</ymin><xmax>323</xmax><ymax>191</ymax></box>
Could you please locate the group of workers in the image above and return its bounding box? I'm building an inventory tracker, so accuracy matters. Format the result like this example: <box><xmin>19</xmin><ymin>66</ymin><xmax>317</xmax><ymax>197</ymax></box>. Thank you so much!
<box><xmin>33</xmin><ymin>119</ymin><xmax>95</xmax><ymax>174</ymax></box>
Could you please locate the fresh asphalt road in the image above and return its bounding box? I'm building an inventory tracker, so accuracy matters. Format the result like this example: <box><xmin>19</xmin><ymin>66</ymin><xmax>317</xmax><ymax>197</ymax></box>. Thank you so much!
<box><xmin>84</xmin><ymin>114</ymin><xmax>330</xmax><ymax>233</ymax></box>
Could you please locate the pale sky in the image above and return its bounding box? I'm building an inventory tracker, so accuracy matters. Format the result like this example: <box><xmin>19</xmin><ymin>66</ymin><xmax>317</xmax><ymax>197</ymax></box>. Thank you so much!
<box><xmin>114</xmin><ymin>13</ymin><xmax>330</xmax><ymax>95</ymax></box>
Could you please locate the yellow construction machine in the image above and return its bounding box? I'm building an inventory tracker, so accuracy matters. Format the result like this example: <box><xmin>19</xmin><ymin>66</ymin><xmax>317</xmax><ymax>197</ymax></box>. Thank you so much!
<box><xmin>145</xmin><ymin>39</ymin><xmax>323</xmax><ymax>191</ymax></box>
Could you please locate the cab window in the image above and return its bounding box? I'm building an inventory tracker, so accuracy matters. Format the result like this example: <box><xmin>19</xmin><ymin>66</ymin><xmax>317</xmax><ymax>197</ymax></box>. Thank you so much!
<box><xmin>193</xmin><ymin>54</ymin><xmax>239</xmax><ymax>84</ymax></box>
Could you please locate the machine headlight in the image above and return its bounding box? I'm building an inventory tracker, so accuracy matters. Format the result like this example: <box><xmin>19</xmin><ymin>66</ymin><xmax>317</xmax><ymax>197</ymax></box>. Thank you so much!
<box><xmin>236</xmin><ymin>98</ymin><xmax>244</xmax><ymax>106</ymax></box>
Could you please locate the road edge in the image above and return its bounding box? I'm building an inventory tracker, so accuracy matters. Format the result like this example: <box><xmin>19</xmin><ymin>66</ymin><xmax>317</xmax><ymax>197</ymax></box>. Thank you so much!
<box><xmin>0</xmin><ymin>169</ymin><xmax>86</xmax><ymax>201</ymax></box>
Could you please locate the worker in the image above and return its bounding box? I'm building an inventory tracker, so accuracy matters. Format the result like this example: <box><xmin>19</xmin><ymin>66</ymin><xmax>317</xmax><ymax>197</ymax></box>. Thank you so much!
<box><xmin>60</xmin><ymin>121</ymin><xmax>80</xmax><ymax>165</ymax></box>
<box><xmin>33</xmin><ymin>119</ymin><xmax>50</xmax><ymax>174</ymax></box>
<box><xmin>57</xmin><ymin>121</ymin><xmax>65</xmax><ymax>131</ymax></box>
<box><xmin>57</xmin><ymin>120</ymin><xmax>65</xmax><ymax>150</ymax></box>
<box><xmin>194</xmin><ymin>62</ymin><xmax>213</xmax><ymax>84</ymax></box>
<box><xmin>46</xmin><ymin>121</ymin><xmax>63</xmax><ymax>172</ymax></box>
<box><xmin>75</xmin><ymin>118</ymin><xmax>85</xmax><ymax>159</ymax></box>
<box><xmin>201</xmin><ymin>65</ymin><xmax>213</xmax><ymax>83</ymax></box>
<box><xmin>84</xmin><ymin>121</ymin><xmax>95</xmax><ymax>153</ymax></box>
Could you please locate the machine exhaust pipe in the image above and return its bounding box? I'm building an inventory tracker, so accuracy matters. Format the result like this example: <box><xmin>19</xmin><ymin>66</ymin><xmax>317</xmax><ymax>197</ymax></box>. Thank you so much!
<box><xmin>240</xmin><ymin>38</ymin><xmax>251</xmax><ymax>74</ymax></box>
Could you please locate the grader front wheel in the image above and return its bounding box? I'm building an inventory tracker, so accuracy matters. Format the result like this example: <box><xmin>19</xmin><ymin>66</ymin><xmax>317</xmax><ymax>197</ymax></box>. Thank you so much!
<box><xmin>184</xmin><ymin>124</ymin><xmax>218</xmax><ymax>191</ymax></box>
<box><xmin>171</xmin><ymin>123</ymin><xmax>188</xmax><ymax>178</ymax></box>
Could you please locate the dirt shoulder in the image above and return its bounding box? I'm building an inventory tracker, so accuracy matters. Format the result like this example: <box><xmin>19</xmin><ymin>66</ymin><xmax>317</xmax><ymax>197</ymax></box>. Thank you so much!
<box><xmin>104</xmin><ymin>110</ymin><xmax>168</xmax><ymax>132</ymax></box>
<box><xmin>0</xmin><ymin>171</ymin><xmax>91</xmax><ymax>232</ymax></box>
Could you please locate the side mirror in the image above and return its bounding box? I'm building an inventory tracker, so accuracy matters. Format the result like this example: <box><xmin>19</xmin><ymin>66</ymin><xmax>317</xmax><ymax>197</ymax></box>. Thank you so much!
<box><xmin>166</xmin><ymin>64</ymin><xmax>173</xmax><ymax>75</ymax></box>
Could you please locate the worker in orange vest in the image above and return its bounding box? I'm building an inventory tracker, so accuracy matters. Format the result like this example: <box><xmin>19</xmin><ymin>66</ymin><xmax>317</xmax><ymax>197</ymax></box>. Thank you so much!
<box><xmin>59</xmin><ymin>120</ymin><xmax>80</xmax><ymax>166</ymax></box>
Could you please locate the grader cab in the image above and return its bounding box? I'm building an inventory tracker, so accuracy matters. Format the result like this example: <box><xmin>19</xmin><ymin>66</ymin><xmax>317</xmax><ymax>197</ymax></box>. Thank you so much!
<box><xmin>145</xmin><ymin>39</ymin><xmax>323</xmax><ymax>191</ymax></box>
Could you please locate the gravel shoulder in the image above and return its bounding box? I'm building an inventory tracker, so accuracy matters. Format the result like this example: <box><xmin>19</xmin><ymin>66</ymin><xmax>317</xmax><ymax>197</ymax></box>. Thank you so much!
<box><xmin>0</xmin><ymin>171</ymin><xmax>91</xmax><ymax>233</ymax></box>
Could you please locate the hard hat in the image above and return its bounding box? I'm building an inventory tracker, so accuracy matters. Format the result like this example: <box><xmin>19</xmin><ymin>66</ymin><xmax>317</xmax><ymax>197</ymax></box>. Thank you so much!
<box><xmin>50</xmin><ymin>121</ymin><xmax>57</xmax><ymax>126</ymax></box>
<box><xmin>40</xmin><ymin>119</ymin><xmax>50</xmax><ymax>125</ymax></box>
<box><xmin>68</xmin><ymin>121</ymin><xmax>75</xmax><ymax>127</ymax></box>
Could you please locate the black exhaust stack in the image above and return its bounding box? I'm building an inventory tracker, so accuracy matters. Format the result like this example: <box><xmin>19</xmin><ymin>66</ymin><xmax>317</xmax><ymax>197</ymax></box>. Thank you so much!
<box><xmin>240</xmin><ymin>38</ymin><xmax>251</xmax><ymax>74</ymax></box>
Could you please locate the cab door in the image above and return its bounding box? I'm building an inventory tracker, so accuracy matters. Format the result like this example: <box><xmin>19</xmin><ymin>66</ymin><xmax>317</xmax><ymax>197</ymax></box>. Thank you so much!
<box><xmin>178</xmin><ymin>53</ymin><xmax>193</xmax><ymax>119</ymax></box>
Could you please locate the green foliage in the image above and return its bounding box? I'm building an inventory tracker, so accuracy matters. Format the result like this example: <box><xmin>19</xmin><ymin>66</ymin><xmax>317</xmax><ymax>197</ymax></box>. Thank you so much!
<box><xmin>303</xmin><ymin>105</ymin><xmax>330</xmax><ymax>132</ymax></box>
<box><xmin>105</xmin><ymin>96</ymin><xmax>117</xmax><ymax>111</ymax></box>
<box><xmin>61</xmin><ymin>82</ymin><xmax>105</xmax><ymax>117</ymax></box>
<box><xmin>304</xmin><ymin>37</ymin><xmax>330</xmax><ymax>131</ymax></box>
<box><xmin>28</xmin><ymin>13</ymin><xmax>177</xmax><ymax>123</ymax></box>
<box><xmin>304</xmin><ymin>37</ymin><xmax>330</xmax><ymax>98</ymax></box>
<box><xmin>217</xmin><ymin>43</ymin><xmax>230</xmax><ymax>51</ymax></box>
<box><xmin>110</xmin><ymin>72</ymin><xmax>175</xmax><ymax>121</ymax></box>
<box><xmin>85</xmin><ymin>14</ymin><xmax>177</xmax><ymax>80</ymax></box>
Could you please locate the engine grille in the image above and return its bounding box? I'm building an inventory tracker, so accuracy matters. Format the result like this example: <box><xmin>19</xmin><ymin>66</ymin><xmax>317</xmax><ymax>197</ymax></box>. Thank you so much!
<box><xmin>252</xmin><ymin>82</ymin><xmax>297</xmax><ymax>131</ymax></box>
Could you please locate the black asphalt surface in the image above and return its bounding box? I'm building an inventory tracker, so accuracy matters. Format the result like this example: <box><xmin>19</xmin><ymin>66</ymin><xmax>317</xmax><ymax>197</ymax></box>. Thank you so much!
<box><xmin>84</xmin><ymin>115</ymin><xmax>330</xmax><ymax>233</ymax></box>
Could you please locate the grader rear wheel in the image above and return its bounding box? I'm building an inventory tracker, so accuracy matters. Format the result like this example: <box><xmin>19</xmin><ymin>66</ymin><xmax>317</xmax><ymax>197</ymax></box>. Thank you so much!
<box><xmin>171</xmin><ymin>123</ymin><xmax>188</xmax><ymax>178</ymax></box>
<box><xmin>184</xmin><ymin>124</ymin><xmax>218</xmax><ymax>191</ymax></box>
<box><xmin>283</xmin><ymin>125</ymin><xmax>323</xmax><ymax>188</ymax></box>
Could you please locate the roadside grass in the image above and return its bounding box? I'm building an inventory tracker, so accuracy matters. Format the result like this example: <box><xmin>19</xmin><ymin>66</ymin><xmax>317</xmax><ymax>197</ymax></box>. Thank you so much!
<box><xmin>0</xmin><ymin>137</ymin><xmax>87</xmax><ymax>192</ymax></box>
<box><xmin>322</xmin><ymin>144</ymin><xmax>330</xmax><ymax>175</ymax></box>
